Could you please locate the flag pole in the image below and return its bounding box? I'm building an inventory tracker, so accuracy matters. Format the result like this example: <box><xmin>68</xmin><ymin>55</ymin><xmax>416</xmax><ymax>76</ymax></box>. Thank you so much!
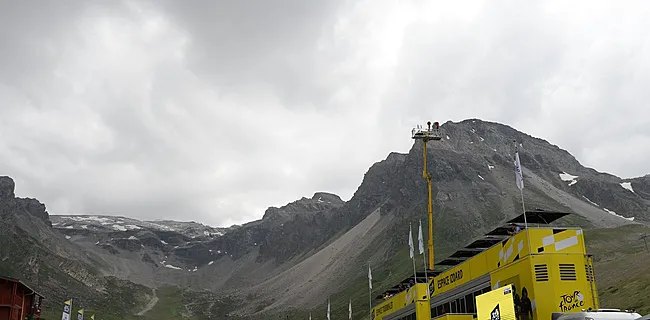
<box><xmin>368</xmin><ymin>262</ymin><xmax>372</xmax><ymax>319</ymax></box>
<box><xmin>409</xmin><ymin>222</ymin><xmax>417</xmax><ymax>285</ymax></box>
<box><xmin>514</xmin><ymin>140</ymin><xmax>528</xmax><ymax>229</ymax></box>
<box><xmin>419</xmin><ymin>220</ymin><xmax>429</xmax><ymax>295</ymax></box>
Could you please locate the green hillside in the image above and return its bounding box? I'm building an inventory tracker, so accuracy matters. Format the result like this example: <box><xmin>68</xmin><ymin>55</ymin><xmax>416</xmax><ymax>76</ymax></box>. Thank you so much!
<box><xmin>585</xmin><ymin>224</ymin><xmax>650</xmax><ymax>315</ymax></box>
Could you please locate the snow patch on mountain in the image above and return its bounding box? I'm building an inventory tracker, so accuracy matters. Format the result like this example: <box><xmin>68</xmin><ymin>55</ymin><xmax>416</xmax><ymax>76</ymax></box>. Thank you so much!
<box><xmin>620</xmin><ymin>182</ymin><xmax>635</xmax><ymax>193</ymax></box>
<box><xmin>603</xmin><ymin>208</ymin><xmax>634</xmax><ymax>221</ymax></box>
<box><xmin>50</xmin><ymin>214</ymin><xmax>233</xmax><ymax>239</ymax></box>
<box><xmin>582</xmin><ymin>196</ymin><xmax>599</xmax><ymax>207</ymax></box>
<box><xmin>559</xmin><ymin>172</ymin><xmax>579</xmax><ymax>186</ymax></box>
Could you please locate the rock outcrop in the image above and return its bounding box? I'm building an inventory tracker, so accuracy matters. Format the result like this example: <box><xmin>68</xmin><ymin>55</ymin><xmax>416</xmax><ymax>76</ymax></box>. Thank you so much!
<box><xmin>262</xmin><ymin>192</ymin><xmax>344</xmax><ymax>222</ymax></box>
<box><xmin>0</xmin><ymin>176</ymin><xmax>51</xmax><ymax>226</ymax></box>
<box><xmin>0</xmin><ymin>176</ymin><xmax>151</xmax><ymax>318</ymax></box>
<box><xmin>0</xmin><ymin>176</ymin><xmax>15</xmax><ymax>200</ymax></box>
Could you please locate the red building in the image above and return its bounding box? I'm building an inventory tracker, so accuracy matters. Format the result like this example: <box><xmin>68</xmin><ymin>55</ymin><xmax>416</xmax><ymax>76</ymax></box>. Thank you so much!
<box><xmin>0</xmin><ymin>276</ymin><xmax>44</xmax><ymax>320</ymax></box>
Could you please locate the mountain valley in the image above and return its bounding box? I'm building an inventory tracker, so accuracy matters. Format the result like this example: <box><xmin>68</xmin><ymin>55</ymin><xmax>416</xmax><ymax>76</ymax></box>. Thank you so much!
<box><xmin>2</xmin><ymin>119</ymin><xmax>650</xmax><ymax>319</ymax></box>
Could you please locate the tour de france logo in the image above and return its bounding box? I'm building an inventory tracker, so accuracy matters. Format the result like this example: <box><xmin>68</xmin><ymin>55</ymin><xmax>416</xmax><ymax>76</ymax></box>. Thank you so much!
<box><xmin>558</xmin><ymin>290</ymin><xmax>585</xmax><ymax>312</ymax></box>
<box><xmin>491</xmin><ymin>304</ymin><xmax>501</xmax><ymax>320</ymax></box>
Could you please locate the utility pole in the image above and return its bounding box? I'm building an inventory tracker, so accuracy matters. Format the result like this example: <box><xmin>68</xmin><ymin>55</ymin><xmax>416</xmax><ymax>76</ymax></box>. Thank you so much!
<box><xmin>640</xmin><ymin>233</ymin><xmax>649</xmax><ymax>253</ymax></box>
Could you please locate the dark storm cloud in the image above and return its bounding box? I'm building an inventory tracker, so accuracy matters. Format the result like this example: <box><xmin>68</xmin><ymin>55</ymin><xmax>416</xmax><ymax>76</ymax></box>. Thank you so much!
<box><xmin>0</xmin><ymin>0</ymin><xmax>648</xmax><ymax>227</ymax></box>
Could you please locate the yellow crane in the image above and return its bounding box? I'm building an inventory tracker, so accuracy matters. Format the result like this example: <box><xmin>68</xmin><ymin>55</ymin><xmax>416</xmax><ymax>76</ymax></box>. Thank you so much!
<box><xmin>411</xmin><ymin>121</ymin><xmax>442</xmax><ymax>270</ymax></box>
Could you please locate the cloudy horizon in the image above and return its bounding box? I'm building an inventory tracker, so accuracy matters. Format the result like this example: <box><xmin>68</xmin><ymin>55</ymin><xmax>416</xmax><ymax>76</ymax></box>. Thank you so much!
<box><xmin>1</xmin><ymin>0</ymin><xmax>648</xmax><ymax>227</ymax></box>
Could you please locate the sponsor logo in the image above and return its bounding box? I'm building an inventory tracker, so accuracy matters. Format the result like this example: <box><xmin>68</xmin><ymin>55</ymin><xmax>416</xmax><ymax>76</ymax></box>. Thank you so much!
<box><xmin>437</xmin><ymin>269</ymin><xmax>464</xmax><ymax>289</ymax></box>
<box><xmin>559</xmin><ymin>290</ymin><xmax>585</xmax><ymax>312</ymax></box>
<box><xmin>376</xmin><ymin>301</ymin><xmax>393</xmax><ymax>317</ymax></box>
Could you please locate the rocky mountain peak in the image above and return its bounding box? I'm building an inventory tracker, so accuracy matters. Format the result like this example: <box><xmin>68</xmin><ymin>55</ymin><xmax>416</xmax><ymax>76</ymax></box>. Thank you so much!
<box><xmin>262</xmin><ymin>192</ymin><xmax>344</xmax><ymax>221</ymax></box>
<box><xmin>311</xmin><ymin>192</ymin><xmax>343</xmax><ymax>204</ymax></box>
<box><xmin>0</xmin><ymin>176</ymin><xmax>15</xmax><ymax>200</ymax></box>
<box><xmin>0</xmin><ymin>176</ymin><xmax>51</xmax><ymax>226</ymax></box>
<box><xmin>408</xmin><ymin>119</ymin><xmax>590</xmax><ymax>178</ymax></box>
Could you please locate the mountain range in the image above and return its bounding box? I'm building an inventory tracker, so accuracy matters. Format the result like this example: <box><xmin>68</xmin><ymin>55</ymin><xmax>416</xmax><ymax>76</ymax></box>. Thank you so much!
<box><xmin>1</xmin><ymin>118</ymin><xmax>649</xmax><ymax>319</ymax></box>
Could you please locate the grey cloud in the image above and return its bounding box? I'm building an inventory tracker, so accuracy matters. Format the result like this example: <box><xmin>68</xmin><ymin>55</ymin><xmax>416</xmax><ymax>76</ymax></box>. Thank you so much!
<box><xmin>0</xmin><ymin>0</ymin><xmax>359</xmax><ymax>226</ymax></box>
<box><xmin>381</xmin><ymin>1</ymin><xmax>650</xmax><ymax>177</ymax></box>
<box><xmin>0</xmin><ymin>0</ymin><xmax>648</xmax><ymax>227</ymax></box>
<box><xmin>383</xmin><ymin>1</ymin><xmax>568</xmax><ymax>124</ymax></box>
<box><xmin>153</xmin><ymin>0</ymin><xmax>348</xmax><ymax>109</ymax></box>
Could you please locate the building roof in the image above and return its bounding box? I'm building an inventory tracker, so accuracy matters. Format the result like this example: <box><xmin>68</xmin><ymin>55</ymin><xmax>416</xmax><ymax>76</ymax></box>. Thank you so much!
<box><xmin>436</xmin><ymin>210</ymin><xmax>572</xmax><ymax>269</ymax></box>
<box><xmin>0</xmin><ymin>275</ymin><xmax>45</xmax><ymax>298</ymax></box>
<box><xmin>506</xmin><ymin>210</ymin><xmax>571</xmax><ymax>225</ymax></box>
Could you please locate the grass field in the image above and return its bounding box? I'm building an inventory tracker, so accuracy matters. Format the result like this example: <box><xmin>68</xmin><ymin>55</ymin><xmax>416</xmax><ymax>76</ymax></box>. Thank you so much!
<box><xmin>585</xmin><ymin>224</ymin><xmax>650</xmax><ymax>315</ymax></box>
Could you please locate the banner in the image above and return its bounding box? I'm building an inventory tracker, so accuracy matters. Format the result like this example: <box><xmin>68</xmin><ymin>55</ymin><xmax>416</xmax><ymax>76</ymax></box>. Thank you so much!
<box><xmin>418</xmin><ymin>220</ymin><xmax>424</xmax><ymax>254</ymax></box>
<box><xmin>368</xmin><ymin>265</ymin><xmax>372</xmax><ymax>289</ymax></box>
<box><xmin>61</xmin><ymin>299</ymin><xmax>72</xmax><ymax>320</ymax></box>
<box><xmin>514</xmin><ymin>151</ymin><xmax>524</xmax><ymax>190</ymax></box>
<box><xmin>349</xmin><ymin>299</ymin><xmax>352</xmax><ymax>319</ymax></box>
<box><xmin>408</xmin><ymin>224</ymin><xmax>414</xmax><ymax>258</ymax></box>
<box><xmin>327</xmin><ymin>299</ymin><xmax>330</xmax><ymax>320</ymax></box>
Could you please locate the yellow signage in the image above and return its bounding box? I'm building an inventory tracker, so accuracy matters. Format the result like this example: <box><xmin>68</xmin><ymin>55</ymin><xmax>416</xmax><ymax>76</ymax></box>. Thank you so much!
<box><xmin>436</xmin><ymin>268</ymin><xmax>464</xmax><ymax>290</ymax></box>
<box><xmin>372</xmin><ymin>284</ymin><xmax>430</xmax><ymax>320</ymax></box>
<box><xmin>476</xmin><ymin>285</ymin><xmax>516</xmax><ymax>320</ymax></box>
<box><xmin>431</xmin><ymin>264</ymin><xmax>469</xmax><ymax>296</ymax></box>
<box><xmin>373</xmin><ymin>290</ymin><xmax>405</xmax><ymax>320</ymax></box>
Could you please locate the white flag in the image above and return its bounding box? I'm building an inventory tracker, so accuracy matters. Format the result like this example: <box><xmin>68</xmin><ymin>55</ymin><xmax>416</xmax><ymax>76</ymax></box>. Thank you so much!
<box><xmin>418</xmin><ymin>220</ymin><xmax>424</xmax><ymax>254</ymax></box>
<box><xmin>408</xmin><ymin>223</ymin><xmax>414</xmax><ymax>258</ymax></box>
<box><xmin>368</xmin><ymin>265</ymin><xmax>372</xmax><ymax>289</ymax></box>
<box><xmin>309</xmin><ymin>312</ymin><xmax>312</xmax><ymax>320</ymax></box>
<box><xmin>327</xmin><ymin>299</ymin><xmax>331</xmax><ymax>320</ymax></box>
<box><xmin>349</xmin><ymin>299</ymin><xmax>352</xmax><ymax>319</ymax></box>
<box><xmin>514</xmin><ymin>151</ymin><xmax>524</xmax><ymax>190</ymax></box>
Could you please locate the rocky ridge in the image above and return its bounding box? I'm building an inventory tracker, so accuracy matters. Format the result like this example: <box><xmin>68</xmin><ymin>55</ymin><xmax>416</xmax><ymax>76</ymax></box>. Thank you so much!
<box><xmin>0</xmin><ymin>176</ymin><xmax>52</xmax><ymax>226</ymax></box>
<box><xmin>50</xmin><ymin>214</ymin><xmax>233</xmax><ymax>240</ymax></box>
<box><xmin>0</xmin><ymin>176</ymin><xmax>152</xmax><ymax>319</ymax></box>
<box><xmin>1</xmin><ymin>118</ymin><xmax>649</xmax><ymax>319</ymax></box>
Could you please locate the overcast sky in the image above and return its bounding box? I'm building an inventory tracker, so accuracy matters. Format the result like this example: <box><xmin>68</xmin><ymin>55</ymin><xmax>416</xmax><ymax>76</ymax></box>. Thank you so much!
<box><xmin>1</xmin><ymin>0</ymin><xmax>648</xmax><ymax>227</ymax></box>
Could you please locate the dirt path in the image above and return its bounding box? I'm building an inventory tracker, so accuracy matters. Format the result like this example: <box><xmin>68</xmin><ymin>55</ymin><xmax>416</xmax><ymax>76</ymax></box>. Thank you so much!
<box><xmin>136</xmin><ymin>288</ymin><xmax>159</xmax><ymax>316</ymax></box>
